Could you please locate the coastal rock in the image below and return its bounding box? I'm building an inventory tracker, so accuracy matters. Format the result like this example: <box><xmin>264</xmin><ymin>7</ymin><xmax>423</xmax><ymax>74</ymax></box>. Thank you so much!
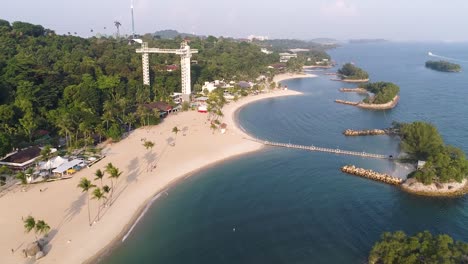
<box><xmin>35</xmin><ymin>251</ymin><xmax>45</xmax><ymax>260</ymax></box>
<box><xmin>25</xmin><ymin>241</ymin><xmax>42</xmax><ymax>257</ymax></box>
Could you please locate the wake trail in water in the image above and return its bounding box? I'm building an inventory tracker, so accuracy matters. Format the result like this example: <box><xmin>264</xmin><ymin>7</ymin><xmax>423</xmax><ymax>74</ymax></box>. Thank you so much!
<box><xmin>428</xmin><ymin>52</ymin><xmax>468</xmax><ymax>63</ymax></box>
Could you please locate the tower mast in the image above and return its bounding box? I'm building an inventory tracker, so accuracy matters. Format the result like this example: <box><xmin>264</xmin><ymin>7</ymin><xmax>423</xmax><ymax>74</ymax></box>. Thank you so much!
<box><xmin>131</xmin><ymin>0</ymin><xmax>135</xmax><ymax>38</ymax></box>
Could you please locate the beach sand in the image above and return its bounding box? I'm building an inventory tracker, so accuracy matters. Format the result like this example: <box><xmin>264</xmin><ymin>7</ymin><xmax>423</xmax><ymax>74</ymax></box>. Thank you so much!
<box><xmin>273</xmin><ymin>72</ymin><xmax>317</xmax><ymax>84</ymax></box>
<box><xmin>0</xmin><ymin>88</ymin><xmax>301</xmax><ymax>264</ymax></box>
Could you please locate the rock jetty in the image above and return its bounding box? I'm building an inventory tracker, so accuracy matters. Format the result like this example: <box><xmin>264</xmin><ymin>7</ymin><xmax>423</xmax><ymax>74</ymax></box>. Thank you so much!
<box><xmin>341</xmin><ymin>165</ymin><xmax>403</xmax><ymax>185</ymax></box>
<box><xmin>343</xmin><ymin>129</ymin><xmax>387</xmax><ymax>136</ymax></box>
<box><xmin>335</xmin><ymin>99</ymin><xmax>359</xmax><ymax>106</ymax></box>
<box><xmin>339</xmin><ymin>88</ymin><xmax>368</xmax><ymax>93</ymax></box>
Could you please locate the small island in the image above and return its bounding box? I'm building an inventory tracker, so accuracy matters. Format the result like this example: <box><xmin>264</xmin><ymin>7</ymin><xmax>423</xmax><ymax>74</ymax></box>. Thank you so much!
<box><xmin>336</xmin><ymin>63</ymin><xmax>369</xmax><ymax>82</ymax></box>
<box><xmin>335</xmin><ymin>82</ymin><xmax>400</xmax><ymax>110</ymax></box>
<box><xmin>340</xmin><ymin>121</ymin><xmax>468</xmax><ymax>197</ymax></box>
<box><xmin>425</xmin><ymin>60</ymin><xmax>461</xmax><ymax>72</ymax></box>
<box><xmin>369</xmin><ymin>231</ymin><xmax>468</xmax><ymax>264</ymax></box>
<box><xmin>397</xmin><ymin>121</ymin><xmax>468</xmax><ymax>196</ymax></box>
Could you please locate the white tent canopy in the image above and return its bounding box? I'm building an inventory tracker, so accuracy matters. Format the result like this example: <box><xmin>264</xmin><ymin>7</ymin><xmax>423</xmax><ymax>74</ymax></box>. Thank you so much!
<box><xmin>39</xmin><ymin>156</ymin><xmax>68</xmax><ymax>170</ymax></box>
<box><xmin>52</xmin><ymin>159</ymin><xmax>83</xmax><ymax>175</ymax></box>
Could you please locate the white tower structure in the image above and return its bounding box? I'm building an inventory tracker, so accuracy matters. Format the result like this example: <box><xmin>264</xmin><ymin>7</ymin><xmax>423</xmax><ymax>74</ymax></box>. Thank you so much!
<box><xmin>135</xmin><ymin>40</ymin><xmax>198</xmax><ymax>101</ymax></box>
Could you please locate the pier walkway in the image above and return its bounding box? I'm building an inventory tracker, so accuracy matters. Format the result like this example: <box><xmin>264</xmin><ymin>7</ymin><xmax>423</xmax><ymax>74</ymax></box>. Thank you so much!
<box><xmin>249</xmin><ymin>138</ymin><xmax>390</xmax><ymax>160</ymax></box>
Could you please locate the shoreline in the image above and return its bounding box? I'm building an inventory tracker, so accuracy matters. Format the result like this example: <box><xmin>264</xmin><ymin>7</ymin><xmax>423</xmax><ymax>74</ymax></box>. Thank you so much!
<box><xmin>0</xmin><ymin>87</ymin><xmax>303</xmax><ymax>264</ymax></box>
<box><xmin>273</xmin><ymin>72</ymin><xmax>318</xmax><ymax>85</ymax></box>
<box><xmin>400</xmin><ymin>179</ymin><xmax>468</xmax><ymax>197</ymax></box>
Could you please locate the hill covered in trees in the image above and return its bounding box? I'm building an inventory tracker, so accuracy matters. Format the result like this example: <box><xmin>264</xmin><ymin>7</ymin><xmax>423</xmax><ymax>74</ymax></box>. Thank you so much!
<box><xmin>337</xmin><ymin>63</ymin><xmax>369</xmax><ymax>80</ymax></box>
<box><xmin>425</xmin><ymin>60</ymin><xmax>461</xmax><ymax>72</ymax></box>
<box><xmin>153</xmin><ymin>29</ymin><xmax>198</xmax><ymax>39</ymax></box>
<box><xmin>395</xmin><ymin>121</ymin><xmax>468</xmax><ymax>185</ymax></box>
<box><xmin>0</xmin><ymin>19</ymin><xmax>279</xmax><ymax>155</ymax></box>
<box><xmin>360</xmin><ymin>82</ymin><xmax>400</xmax><ymax>104</ymax></box>
<box><xmin>369</xmin><ymin>231</ymin><xmax>468</xmax><ymax>264</ymax></box>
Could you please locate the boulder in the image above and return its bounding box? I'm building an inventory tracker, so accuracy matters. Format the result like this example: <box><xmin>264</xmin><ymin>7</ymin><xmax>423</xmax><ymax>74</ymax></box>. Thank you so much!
<box><xmin>35</xmin><ymin>251</ymin><xmax>45</xmax><ymax>260</ymax></box>
<box><xmin>25</xmin><ymin>241</ymin><xmax>42</xmax><ymax>257</ymax></box>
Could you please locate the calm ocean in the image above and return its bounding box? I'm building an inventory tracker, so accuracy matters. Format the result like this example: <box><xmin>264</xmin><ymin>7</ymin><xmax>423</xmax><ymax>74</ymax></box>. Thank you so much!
<box><xmin>101</xmin><ymin>42</ymin><xmax>468</xmax><ymax>264</ymax></box>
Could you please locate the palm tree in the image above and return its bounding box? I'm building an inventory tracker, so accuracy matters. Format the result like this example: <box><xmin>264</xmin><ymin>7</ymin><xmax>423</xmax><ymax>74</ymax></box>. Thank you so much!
<box><xmin>108</xmin><ymin>167</ymin><xmax>122</xmax><ymax>206</ymax></box>
<box><xmin>77</xmin><ymin>178</ymin><xmax>96</xmax><ymax>226</ymax></box>
<box><xmin>103</xmin><ymin>185</ymin><xmax>111</xmax><ymax>206</ymax></box>
<box><xmin>92</xmin><ymin>187</ymin><xmax>106</xmax><ymax>221</ymax></box>
<box><xmin>35</xmin><ymin>220</ymin><xmax>50</xmax><ymax>238</ymax></box>
<box><xmin>23</xmin><ymin>216</ymin><xmax>36</xmax><ymax>235</ymax></box>
<box><xmin>143</xmin><ymin>140</ymin><xmax>155</xmax><ymax>150</ymax></box>
<box><xmin>16</xmin><ymin>171</ymin><xmax>27</xmax><ymax>185</ymax></box>
<box><xmin>40</xmin><ymin>145</ymin><xmax>54</xmax><ymax>174</ymax></box>
<box><xmin>94</xmin><ymin>169</ymin><xmax>104</xmax><ymax>187</ymax></box>
<box><xmin>172</xmin><ymin>126</ymin><xmax>180</xmax><ymax>136</ymax></box>
<box><xmin>105</xmin><ymin>163</ymin><xmax>114</xmax><ymax>174</ymax></box>
<box><xmin>114</xmin><ymin>21</ymin><xmax>121</xmax><ymax>38</ymax></box>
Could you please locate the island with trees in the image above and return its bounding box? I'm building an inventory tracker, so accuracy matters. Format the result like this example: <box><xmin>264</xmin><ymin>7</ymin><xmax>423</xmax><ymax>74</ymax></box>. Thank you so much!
<box><xmin>336</xmin><ymin>63</ymin><xmax>369</xmax><ymax>82</ymax></box>
<box><xmin>335</xmin><ymin>82</ymin><xmax>400</xmax><ymax>110</ymax></box>
<box><xmin>395</xmin><ymin>121</ymin><xmax>468</xmax><ymax>196</ymax></box>
<box><xmin>425</xmin><ymin>60</ymin><xmax>461</xmax><ymax>72</ymax></box>
<box><xmin>369</xmin><ymin>231</ymin><xmax>468</xmax><ymax>264</ymax></box>
<box><xmin>358</xmin><ymin>82</ymin><xmax>400</xmax><ymax>109</ymax></box>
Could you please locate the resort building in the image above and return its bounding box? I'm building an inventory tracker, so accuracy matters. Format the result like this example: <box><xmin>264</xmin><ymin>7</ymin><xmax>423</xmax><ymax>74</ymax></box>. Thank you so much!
<box><xmin>279</xmin><ymin>52</ymin><xmax>297</xmax><ymax>62</ymax></box>
<box><xmin>0</xmin><ymin>146</ymin><xmax>57</xmax><ymax>171</ymax></box>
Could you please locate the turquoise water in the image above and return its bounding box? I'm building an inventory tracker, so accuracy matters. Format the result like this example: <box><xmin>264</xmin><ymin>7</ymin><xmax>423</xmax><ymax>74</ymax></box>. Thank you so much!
<box><xmin>101</xmin><ymin>43</ymin><xmax>468</xmax><ymax>263</ymax></box>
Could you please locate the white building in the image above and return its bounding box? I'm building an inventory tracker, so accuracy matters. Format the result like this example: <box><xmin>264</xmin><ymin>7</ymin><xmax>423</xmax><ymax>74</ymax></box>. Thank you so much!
<box><xmin>247</xmin><ymin>35</ymin><xmax>269</xmax><ymax>41</ymax></box>
<box><xmin>279</xmin><ymin>53</ymin><xmax>297</xmax><ymax>63</ymax></box>
<box><xmin>202</xmin><ymin>80</ymin><xmax>234</xmax><ymax>93</ymax></box>
<box><xmin>261</xmin><ymin>48</ymin><xmax>273</xmax><ymax>54</ymax></box>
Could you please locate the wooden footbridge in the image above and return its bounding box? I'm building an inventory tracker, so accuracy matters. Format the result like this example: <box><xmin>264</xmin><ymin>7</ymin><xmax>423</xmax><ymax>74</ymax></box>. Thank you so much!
<box><xmin>249</xmin><ymin>138</ymin><xmax>391</xmax><ymax>160</ymax></box>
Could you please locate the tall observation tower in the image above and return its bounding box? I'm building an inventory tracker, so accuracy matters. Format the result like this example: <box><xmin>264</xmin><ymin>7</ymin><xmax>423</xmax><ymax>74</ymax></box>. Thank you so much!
<box><xmin>131</xmin><ymin>0</ymin><xmax>135</xmax><ymax>38</ymax></box>
<box><xmin>135</xmin><ymin>40</ymin><xmax>198</xmax><ymax>102</ymax></box>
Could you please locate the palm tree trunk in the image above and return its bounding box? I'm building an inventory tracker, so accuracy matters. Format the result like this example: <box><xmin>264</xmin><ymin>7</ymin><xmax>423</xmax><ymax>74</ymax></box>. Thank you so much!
<box><xmin>110</xmin><ymin>180</ymin><xmax>114</xmax><ymax>206</ymax></box>
<box><xmin>97</xmin><ymin>201</ymin><xmax>101</xmax><ymax>221</ymax></box>
<box><xmin>87</xmin><ymin>194</ymin><xmax>91</xmax><ymax>226</ymax></box>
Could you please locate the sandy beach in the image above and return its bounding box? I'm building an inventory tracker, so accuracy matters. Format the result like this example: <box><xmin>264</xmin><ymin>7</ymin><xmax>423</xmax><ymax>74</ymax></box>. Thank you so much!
<box><xmin>273</xmin><ymin>72</ymin><xmax>317</xmax><ymax>84</ymax></box>
<box><xmin>0</xmin><ymin>87</ymin><xmax>302</xmax><ymax>264</ymax></box>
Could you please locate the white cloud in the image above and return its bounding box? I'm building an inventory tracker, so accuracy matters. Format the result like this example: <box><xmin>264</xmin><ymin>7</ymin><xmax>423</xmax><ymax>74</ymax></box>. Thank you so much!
<box><xmin>320</xmin><ymin>0</ymin><xmax>358</xmax><ymax>17</ymax></box>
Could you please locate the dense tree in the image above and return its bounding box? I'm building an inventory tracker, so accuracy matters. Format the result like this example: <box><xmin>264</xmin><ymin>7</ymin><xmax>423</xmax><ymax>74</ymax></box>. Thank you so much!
<box><xmin>369</xmin><ymin>231</ymin><xmax>468</xmax><ymax>264</ymax></box>
<box><xmin>396</xmin><ymin>121</ymin><xmax>468</xmax><ymax>184</ymax></box>
<box><xmin>0</xmin><ymin>132</ymin><xmax>12</xmax><ymax>157</ymax></box>
<box><xmin>426</xmin><ymin>60</ymin><xmax>461</xmax><ymax>72</ymax></box>
<box><xmin>360</xmin><ymin>82</ymin><xmax>400</xmax><ymax>104</ymax></box>
<box><xmin>338</xmin><ymin>63</ymin><xmax>369</xmax><ymax>80</ymax></box>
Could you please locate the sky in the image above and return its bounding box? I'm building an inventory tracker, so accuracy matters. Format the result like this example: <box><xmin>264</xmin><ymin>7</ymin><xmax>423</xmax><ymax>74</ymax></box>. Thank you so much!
<box><xmin>1</xmin><ymin>0</ymin><xmax>468</xmax><ymax>41</ymax></box>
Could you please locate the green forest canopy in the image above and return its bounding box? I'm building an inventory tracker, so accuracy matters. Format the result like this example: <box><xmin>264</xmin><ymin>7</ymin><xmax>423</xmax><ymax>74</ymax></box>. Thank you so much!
<box><xmin>337</xmin><ymin>63</ymin><xmax>369</xmax><ymax>80</ymax></box>
<box><xmin>395</xmin><ymin>121</ymin><xmax>468</xmax><ymax>184</ymax></box>
<box><xmin>0</xmin><ymin>19</ymin><xmax>284</xmax><ymax>155</ymax></box>
<box><xmin>369</xmin><ymin>231</ymin><xmax>468</xmax><ymax>264</ymax></box>
<box><xmin>360</xmin><ymin>82</ymin><xmax>400</xmax><ymax>104</ymax></box>
<box><xmin>425</xmin><ymin>60</ymin><xmax>461</xmax><ymax>72</ymax></box>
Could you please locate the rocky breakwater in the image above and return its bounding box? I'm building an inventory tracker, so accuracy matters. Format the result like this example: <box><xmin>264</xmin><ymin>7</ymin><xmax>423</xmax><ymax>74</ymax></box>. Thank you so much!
<box><xmin>357</xmin><ymin>95</ymin><xmax>399</xmax><ymax>110</ymax></box>
<box><xmin>343</xmin><ymin>129</ymin><xmax>387</xmax><ymax>136</ymax></box>
<box><xmin>341</xmin><ymin>165</ymin><xmax>403</xmax><ymax>185</ymax></box>
<box><xmin>335</xmin><ymin>99</ymin><xmax>359</xmax><ymax>106</ymax></box>
<box><xmin>339</xmin><ymin>88</ymin><xmax>368</xmax><ymax>93</ymax></box>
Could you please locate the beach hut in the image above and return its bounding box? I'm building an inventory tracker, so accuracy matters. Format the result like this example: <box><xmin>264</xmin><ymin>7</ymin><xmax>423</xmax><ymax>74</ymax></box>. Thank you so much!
<box><xmin>39</xmin><ymin>156</ymin><xmax>68</xmax><ymax>171</ymax></box>
<box><xmin>52</xmin><ymin>159</ymin><xmax>83</xmax><ymax>177</ymax></box>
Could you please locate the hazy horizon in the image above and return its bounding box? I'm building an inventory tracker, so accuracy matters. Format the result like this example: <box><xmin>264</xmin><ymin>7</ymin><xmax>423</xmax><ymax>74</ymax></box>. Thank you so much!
<box><xmin>2</xmin><ymin>0</ymin><xmax>468</xmax><ymax>42</ymax></box>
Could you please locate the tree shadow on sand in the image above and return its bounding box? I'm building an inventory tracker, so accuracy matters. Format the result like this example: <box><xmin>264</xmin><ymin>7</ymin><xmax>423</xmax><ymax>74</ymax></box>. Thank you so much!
<box><xmin>126</xmin><ymin>157</ymin><xmax>140</xmax><ymax>184</ymax></box>
<box><xmin>60</xmin><ymin>193</ymin><xmax>86</xmax><ymax>227</ymax></box>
